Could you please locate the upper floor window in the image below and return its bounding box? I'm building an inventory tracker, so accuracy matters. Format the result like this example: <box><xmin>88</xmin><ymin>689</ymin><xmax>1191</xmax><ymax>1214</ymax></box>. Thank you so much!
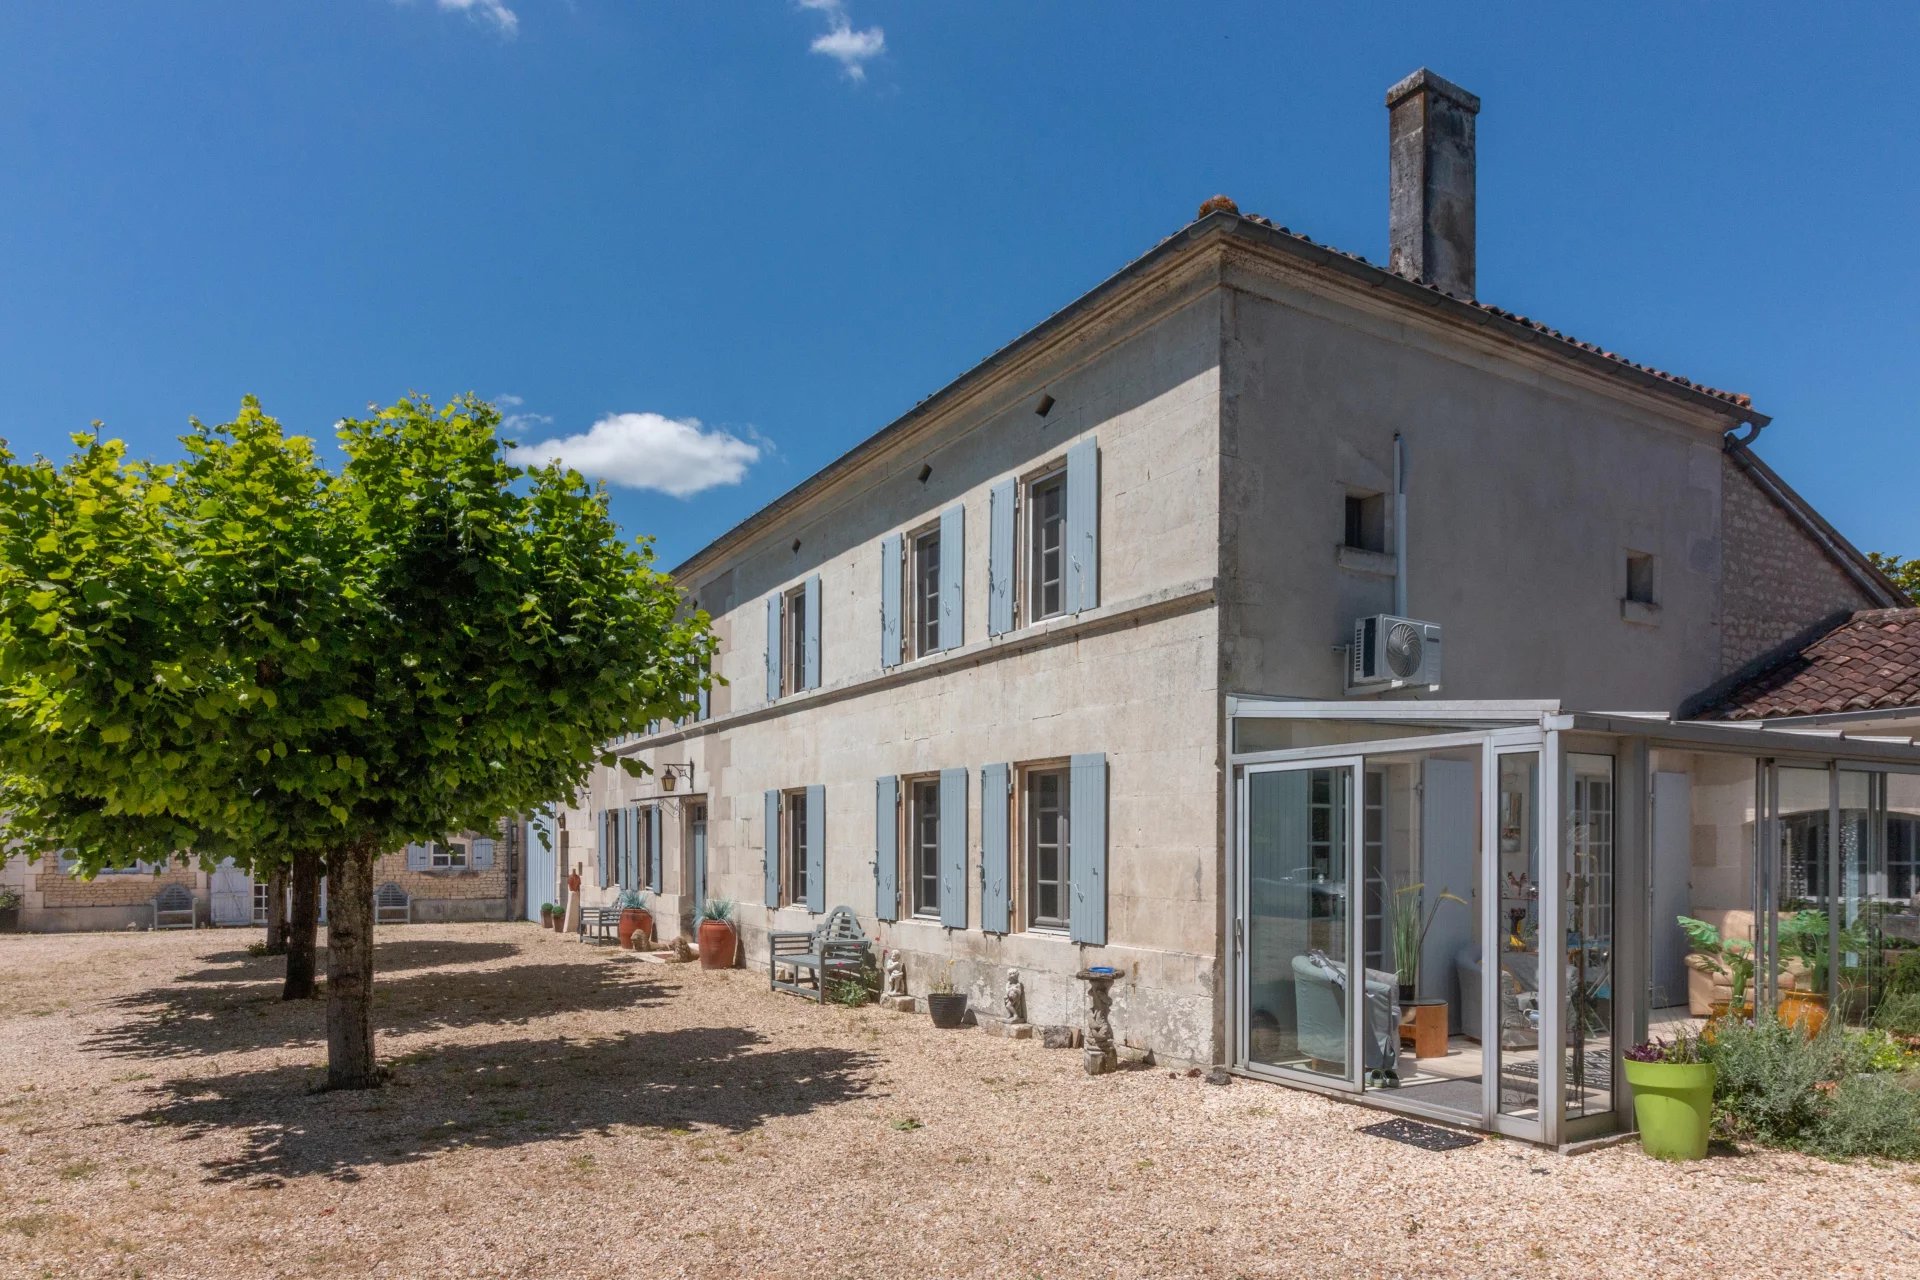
<box><xmin>767</xmin><ymin>576</ymin><xmax>821</xmax><ymax>699</ymax></box>
<box><xmin>1027</xmin><ymin>471</ymin><xmax>1067</xmax><ymax>623</ymax></box>
<box><xmin>911</xmin><ymin>526</ymin><xmax>942</xmax><ymax>656</ymax></box>
<box><xmin>989</xmin><ymin>436</ymin><xmax>1096</xmax><ymax>638</ymax></box>
<box><xmin>783</xmin><ymin>584</ymin><xmax>808</xmax><ymax>695</ymax></box>
<box><xmin>1344</xmin><ymin>491</ymin><xmax>1388</xmax><ymax>553</ymax></box>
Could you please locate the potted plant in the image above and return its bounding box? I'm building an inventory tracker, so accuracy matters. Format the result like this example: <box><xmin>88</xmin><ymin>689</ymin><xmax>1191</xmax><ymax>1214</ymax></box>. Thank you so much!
<box><xmin>1622</xmin><ymin>1030</ymin><xmax>1715</xmax><ymax>1160</ymax></box>
<box><xmin>540</xmin><ymin>902</ymin><xmax>556</xmax><ymax>930</ymax></box>
<box><xmin>696</xmin><ymin>897</ymin><xmax>738</xmax><ymax>970</ymax></box>
<box><xmin>0</xmin><ymin>885</ymin><xmax>20</xmax><ymax>933</ymax></box>
<box><xmin>1679</xmin><ymin>915</ymin><xmax>1756</xmax><ymax>1021</ymax></box>
<box><xmin>925</xmin><ymin>964</ymin><xmax>968</xmax><ymax>1029</ymax></box>
<box><xmin>616</xmin><ymin>890</ymin><xmax>653</xmax><ymax>949</ymax></box>
<box><xmin>1386</xmin><ymin>881</ymin><xmax>1467</xmax><ymax>1003</ymax></box>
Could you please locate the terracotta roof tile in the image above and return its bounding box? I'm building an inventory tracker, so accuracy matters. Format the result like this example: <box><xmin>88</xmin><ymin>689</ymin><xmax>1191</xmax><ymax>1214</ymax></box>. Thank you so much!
<box><xmin>1696</xmin><ymin>608</ymin><xmax>1920</xmax><ymax>720</ymax></box>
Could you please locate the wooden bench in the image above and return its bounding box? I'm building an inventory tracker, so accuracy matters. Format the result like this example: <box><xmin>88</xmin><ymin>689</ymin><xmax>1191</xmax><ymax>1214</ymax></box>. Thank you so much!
<box><xmin>578</xmin><ymin>905</ymin><xmax>621</xmax><ymax>944</ymax></box>
<box><xmin>769</xmin><ymin>905</ymin><xmax>872</xmax><ymax>1003</ymax></box>
<box><xmin>152</xmin><ymin>884</ymin><xmax>196</xmax><ymax>930</ymax></box>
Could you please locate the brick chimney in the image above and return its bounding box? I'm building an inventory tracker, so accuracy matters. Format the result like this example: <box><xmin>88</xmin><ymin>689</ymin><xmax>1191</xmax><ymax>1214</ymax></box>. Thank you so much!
<box><xmin>1386</xmin><ymin>68</ymin><xmax>1480</xmax><ymax>299</ymax></box>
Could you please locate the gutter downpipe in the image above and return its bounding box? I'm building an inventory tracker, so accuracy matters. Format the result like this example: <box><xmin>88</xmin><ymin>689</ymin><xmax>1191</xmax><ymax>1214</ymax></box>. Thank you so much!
<box><xmin>1393</xmin><ymin>433</ymin><xmax>1409</xmax><ymax>617</ymax></box>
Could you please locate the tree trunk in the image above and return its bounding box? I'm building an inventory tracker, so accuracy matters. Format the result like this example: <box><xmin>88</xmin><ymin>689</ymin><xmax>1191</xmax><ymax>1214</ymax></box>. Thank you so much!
<box><xmin>324</xmin><ymin>837</ymin><xmax>382</xmax><ymax>1090</ymax></box>
<box><xmin>282</xmin><ymin>849</ymin><xmax>321</xmax><ymax>1001</ymax></box>
<box><xmin>263</xmin><ymin>866</ymin><xmax>289</xmax><ymax>956</ymax></box>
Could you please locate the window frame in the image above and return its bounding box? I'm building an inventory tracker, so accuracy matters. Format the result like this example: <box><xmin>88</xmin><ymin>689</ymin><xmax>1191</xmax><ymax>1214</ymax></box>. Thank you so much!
<box><xmin>1023</xmin><ymin>465</ymin><xmax>1068</xmax><ymax>626</ymax></box>
<box><xmin>782</xmin><ymin>787</ymin><xmax>810</xmax><ymax>907</ymax></box>
<box><xmin>1019</xmin><ymin>761</ymin><xmax>1072</xmax><ymax>933</ymax></box>
<box><xmin>781</xmin><ymin>584</ymin><xmax>808</xmax><ymax>696</ymax></box>
<box><xmin>429</xmin><ymin>840</ymin><xmax>469</xmax><ymax>870</ymax></box>
<box><xmin>905</xmin><ymin>774</ymin><xmax>942</xmax><ymax>919</ymax></box>
<box><xmin>1624</xmin><ymin>550</ymin><xmax>1657</xmax><ymax>606</ymax></box>
<box><xmin>906</xmin><ymin>522</ymin><xmax>942</xmax><ymax>659</ymax></box>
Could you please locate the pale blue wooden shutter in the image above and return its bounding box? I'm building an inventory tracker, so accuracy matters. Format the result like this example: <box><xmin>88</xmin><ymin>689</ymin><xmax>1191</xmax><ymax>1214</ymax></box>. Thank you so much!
<box><xmin>765</xmin><ymin>593</ymin><xmax>781</xmax><ymax>701</ymax></box>
<box><xmin>648</xmin><ymin>806</ymin><xmax>662</xmax><ymax>892</ymax></box>
<box><xmin>696</xmin><ymin>678</ymin><xmax>710</xmax><ymax>721</ymax></box>
<box><xmin>804</xmin><ymin>783</ymin><xmax>826</xmax><ymax>913</ymax></box>
<box><xmin>980</xmin><ymin>762</ymin><xmax>1010</xmax><ymax>934</ymax></box>
<box><xmin>406</xmin><ymin>842</ymin><xmax>431</xmax><ymax>872</ymax></box>
<box><xmin>597</xmin><ymin>814</ymin><xmax>612</xmax><ymax>888</ymax></box>
<box><xmin>622</xmin><ymin>806</ymin><xmax>639</xmax><ymax>890</ymax></box>
<box><xmin>1065</xmin><ymin>437</ymin><xmax>1099</xmax><ymax>613</ymax></box>
<box><xmin>471</xmin><ymin>836</ymin><xmax>495</xmax><ymax>869</ymax></box>
<box><xmin>803</xmin><ymin>574</ymin><xmax>822</xmax><ymax>690</ymax></box>
<box><xmin>880</xmin><ymin>532</ymin><xmax>902</xmax><ymax>669</ymax></box>
<box><xmin>938</xmin><ymin>503</ymin><xmax>964</xmax><ymax>651</ymax></box>
<box><xmin>988</xmin><ymin>478</ymin><xmax>1015</xmax><ymax>636</ymax></box>
<box><xmin>764</xmin><ymin>790</ymin><xmax>780</xmax><ymax>908</ymax></box>
<box><xmin>875</xmin><ymin>775</ymin><xmax>899</xmax><ymax>922</ymax></box>
<box><xmin>938</xmin><ymin>766</ymin><xmax>968</xmax><ymax>930</ymax></box>
<box><xmin>1069</xmin><ymin>752</ymin><xmax>1108</xmax><ymax>944</ymax></box>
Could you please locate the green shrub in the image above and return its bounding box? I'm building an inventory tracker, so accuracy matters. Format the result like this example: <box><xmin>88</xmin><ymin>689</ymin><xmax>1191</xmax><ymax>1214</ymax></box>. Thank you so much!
<box><xmin>1886</xmin><ymin>951</ymin><xmax>1920</xmax><ymax>999</ymax></box>
<box><xmin>1808</xmin><ymin>1074</ymin><xmax>1920</xmax><ymax>1161</ymax></box>
<box><xmin>1877</xmin><ymin>992</ymin><xmax>1920</xmax><ymax>1038</ymax></box>
<box><xmin>1703</xmin><ymin>1017</ymin><xmax>1845</xmax><ymax>1145</ymax></box>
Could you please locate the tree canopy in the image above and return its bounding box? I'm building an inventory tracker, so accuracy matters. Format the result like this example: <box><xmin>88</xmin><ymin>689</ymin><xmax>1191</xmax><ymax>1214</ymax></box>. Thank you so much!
<box><xmin>0</xmin><ymin>394</ymin><xmax>712</xmax><ymax>1084</ymax></box>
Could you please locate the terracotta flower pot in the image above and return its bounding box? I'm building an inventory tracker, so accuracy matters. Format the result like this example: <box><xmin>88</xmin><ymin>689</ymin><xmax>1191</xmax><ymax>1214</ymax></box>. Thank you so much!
<box><xmin>1777</xmin><ymin>989</ymin><xmax>1829</xmax><ymax>1037</ymax></box>
<box><xmin>618</xmin><ymin>909</ymin><xmax>653</xmax><ymax>949</ymax></box>
<box><xmin>698</xmin><ymin>919</ymin><xmax>737</xmax><ymax>969</ymax></box>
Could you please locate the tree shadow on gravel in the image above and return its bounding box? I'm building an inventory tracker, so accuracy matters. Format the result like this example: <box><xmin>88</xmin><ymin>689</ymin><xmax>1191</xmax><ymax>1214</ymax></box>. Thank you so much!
<box><xmin>176</xmin><ymin>937</ymin><xmax>521</xmax><ymax>984</ymax></box>
<box><xmin>130</xmin><ymin>1026</ymin><xmax>882</xmax><ymax>1185</ymax></box>
<box><xmin>86</xmin><ymin>954</ymin><xmax>669</xmax><ymax>1060</ymax></box>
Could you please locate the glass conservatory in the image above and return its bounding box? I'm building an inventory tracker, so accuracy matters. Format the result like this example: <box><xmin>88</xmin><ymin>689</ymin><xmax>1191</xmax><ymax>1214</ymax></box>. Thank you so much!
<box><xmin>1225</xmin><ymin>699</ymin><xmax>1920</xmax><ymax>1146</ymax></box>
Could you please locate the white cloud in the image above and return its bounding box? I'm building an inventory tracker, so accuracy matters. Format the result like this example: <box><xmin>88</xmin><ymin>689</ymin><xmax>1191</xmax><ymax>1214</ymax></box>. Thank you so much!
<box><xmin>403</xmin><ymin>0</ymin><xmax>519</xmax><ymax>37</ymax></box>
<box><xmin>800</xmin><ymin>1</ymin><xmax>884</xmax><ymax>81</ymax></box>
<box><xmin>507</xmin><ymin>412</ymin><xmax>762</xmax><ymax>498</ymax></box>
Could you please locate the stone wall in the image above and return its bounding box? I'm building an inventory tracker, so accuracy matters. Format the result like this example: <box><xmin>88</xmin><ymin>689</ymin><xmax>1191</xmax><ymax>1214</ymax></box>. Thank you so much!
<box><xmin>1719</xmin><ymin>451</ymin><xmax>1878</xmax><ymax>677</ymax></box>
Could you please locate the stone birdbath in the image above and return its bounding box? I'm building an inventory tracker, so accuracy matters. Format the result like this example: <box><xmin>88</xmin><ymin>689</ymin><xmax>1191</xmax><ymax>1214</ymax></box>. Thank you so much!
<box><xmin>1074</xmin><ymin>967</ymin><xmax>1120</xmax><ymax>1075</ymax></box>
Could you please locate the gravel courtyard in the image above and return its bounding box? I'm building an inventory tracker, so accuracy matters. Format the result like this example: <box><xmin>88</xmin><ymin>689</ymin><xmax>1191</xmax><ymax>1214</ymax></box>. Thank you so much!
<box><xmin>0</xmin><ymin>925</ymin><xmax>1913</xmax><ymax>1280</ymax></box>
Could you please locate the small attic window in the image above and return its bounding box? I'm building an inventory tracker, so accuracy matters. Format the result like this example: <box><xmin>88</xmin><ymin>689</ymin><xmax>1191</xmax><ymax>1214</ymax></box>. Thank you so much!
<box><xmin>1035</xmin><ymin>394</ymin><xmax>1055</xmax><ymax>418</ymax></box>
<box><xmin>1343</xmin><ymin>491</ymin><xmax>1388</xmax><ymax>554</ymax></box>
<box><xmin>917</xmin><ymin>463</ymin><xmax>933</xmax><ymax>484</ymax></box>
<box><xmin>791</xmin><ymin>538</ymin><xmax>802</xmax><ymax>554</ymax></box>
<box><xmin>1625</xmin><ymin>551</ymin><xmax>1656</xmax><ymax>605</ymax></box>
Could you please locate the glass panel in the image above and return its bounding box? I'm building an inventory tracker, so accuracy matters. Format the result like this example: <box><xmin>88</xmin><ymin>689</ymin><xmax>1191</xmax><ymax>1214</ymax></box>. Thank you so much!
<box><xmin>1564</xmin><ymin>752</ymin><xmax>1614</xmax><ymax>1122</ymax></box>
<box><xmin>1497</xmin><ymin>751</ymin><xmax>1542</xmax><ymax>1122</ymax></box>
<box><xmin>1246</xmin><ymin>765</ymin><xmax>1359</xmax><ymax>1083</ymax></box>
<box><xmin>1363</xmin><ymin>749</ymin><xmax>1483</xmax><ymax>1118</ymax></box>
<box><xmin>1875</xmin><ymin>772</ymin><xmax>1920</xmax><ymax>1022</ymax></box>
<box><xmin>1770</xmin><ymin>765</ymin><xmax>1829</xmax><ymax>1014</ymax></box>
<box><xmin>915</xmin><ymin>780</ymin><xmax>941</xmax><ymax>917</ymax></box>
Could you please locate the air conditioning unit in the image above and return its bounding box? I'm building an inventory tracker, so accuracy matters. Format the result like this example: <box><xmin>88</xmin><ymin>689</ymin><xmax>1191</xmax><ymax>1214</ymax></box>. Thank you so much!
<box><xmin>1350</xmin><ymin>614</ymin><xmax>1442</xmax><ymax>691</ymax></box>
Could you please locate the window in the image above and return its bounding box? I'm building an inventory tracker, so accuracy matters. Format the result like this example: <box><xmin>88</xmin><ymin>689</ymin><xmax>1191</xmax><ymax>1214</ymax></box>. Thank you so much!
<box><xmin>430</xmin><ymin>840</ymin><xmax>468</xmax><ymax>870</ymax></box>
<box><xmin>782</xmin><ymin>584</ymin><xmax>808</xmax><ymax>695</ymax></box>
<box><xmin>910</xmin><ymin>777</ymin><xmax>941</xmax><ymax>917</ymax></box>
<box><xmin>1625</xmin><ymin>551</ymin><xmax>1656</xmax><ymax>605</ymax></box>
<box><xmin>785</xmin><ymin>788</ymin><xmax>809</xmax><ymax>907</ymax></box>
<box><xmin>1027</xmin><ymin>471</ymin><xmax>1066</xmax><ymax>622</ymax></box>
<box><xmin>1024</xmin><ymin>767</ymin><xmax>1071</xmax><ymax>929</ymax></box>
<box><xmin>910</xmin><ymin>528</ymin><xmax>942</xmax><ymax>656</ymax></box>
<box><xmin>1344</xmin><ymin>491</ymin><xmax>1388</xmax><ymax>553</ymax></box>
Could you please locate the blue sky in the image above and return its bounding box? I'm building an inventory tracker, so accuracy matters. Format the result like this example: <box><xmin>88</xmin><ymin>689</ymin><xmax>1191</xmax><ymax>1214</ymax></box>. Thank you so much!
<box><xmin>2</xmin><ymin>3</ymin><xmax>1916</xmax><ymax>569</ymax></box>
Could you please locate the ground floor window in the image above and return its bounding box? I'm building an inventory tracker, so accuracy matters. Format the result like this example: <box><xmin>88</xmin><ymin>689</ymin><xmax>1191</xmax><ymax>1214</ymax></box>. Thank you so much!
<box><xmin>430</xmin><ymin>840</ymin><xmax>468</xmax><ymax>870</ymax></box>
<box><xmin>911</xmin><ymin>777</ymin><xmax>940</xmax><ymax>918</ymax></box>
<box><xmin>784</xmin><ymin>789</ymin><xmax>809</xmax><ymax>907</ymax></box>
<box><xmin>1025</xmin><ymin>766</ymin><xmax>1070</xmax><ymax>930</ymax></box>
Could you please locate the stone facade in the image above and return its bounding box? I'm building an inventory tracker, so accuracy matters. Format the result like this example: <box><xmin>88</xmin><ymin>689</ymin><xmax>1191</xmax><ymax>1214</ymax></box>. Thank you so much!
<box><xmin>1717</xmin><ymin>450</ymin><xmax>1883</xmax><ymax>676</ymax></box>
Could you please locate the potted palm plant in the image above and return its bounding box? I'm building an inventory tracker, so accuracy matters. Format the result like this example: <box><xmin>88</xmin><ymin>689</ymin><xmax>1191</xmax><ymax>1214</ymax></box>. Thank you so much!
<box><xmin>696</xmin><ymin>897</ymin><xmax>738</xmax><ymax>970</ymax></box>
<box><xmin>616</xmin><ymin>890</ymin><xmax>653</xmax><ymax>949</ymax></box>
<box><xmin>1679</xmin><ymin>915</ymin><xmax>1756</xmax><ymax>1021</ymax></box>
<box><xmin>925</xmin><ymin>964</ymin><xmax>968</xmax><ymax>1028</ymax></box>
<box><xmin>1387</xmin><ymin>881</ymin><xmax>1467</xmax><ymax>1002</ymax></box>
<box><xmin>1622</xmin><ymin>1030</ymin><xmax>1715</xmax><ymax>1160</ymax></box>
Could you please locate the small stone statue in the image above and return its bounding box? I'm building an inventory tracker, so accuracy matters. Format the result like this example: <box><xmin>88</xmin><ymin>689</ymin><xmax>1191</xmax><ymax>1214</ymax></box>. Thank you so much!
<box><xmin>882</xmin><ymin>948</ymin><xmax>907</xmax><ymax>998</ymax></box>
<box><xmin>1003</xmin><ymin>969</ymin><xmax>1026</xmax><ymax>1024</ymax></box>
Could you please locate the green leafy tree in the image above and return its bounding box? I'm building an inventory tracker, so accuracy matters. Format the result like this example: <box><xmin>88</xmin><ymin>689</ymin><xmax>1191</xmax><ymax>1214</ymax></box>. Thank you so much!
<box><xmin>0</xmin><ymin>395</ymin><xmax>711</xmax><ymax>1088</ymax></box>
<box><xmin>1867</xmin><ymin>552</ymin><xmax>1920</xmax><ymax>601</ymax></box>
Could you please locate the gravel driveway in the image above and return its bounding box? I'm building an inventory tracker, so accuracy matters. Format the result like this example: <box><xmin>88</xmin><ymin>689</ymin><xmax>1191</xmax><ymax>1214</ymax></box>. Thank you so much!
<box><xmin>0</xmin><ymin>924</ymin><xmax>1911</xmax><ymax>1279</ymax></box>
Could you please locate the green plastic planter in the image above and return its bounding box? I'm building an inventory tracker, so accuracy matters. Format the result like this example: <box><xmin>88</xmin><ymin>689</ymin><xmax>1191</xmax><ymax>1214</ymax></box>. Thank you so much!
<box><xmin>1623</xmin><ymin>1059</ymin><xmax>1716</xmax><ymax>1160</ymax></box>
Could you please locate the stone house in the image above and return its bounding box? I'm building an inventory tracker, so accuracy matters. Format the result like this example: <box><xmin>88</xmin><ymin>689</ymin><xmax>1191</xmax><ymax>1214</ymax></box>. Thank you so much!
<box><xmin>554</xmin><ymin>69</ymin><xmax>1915</xmax><ymax>1145</ymax></box>
<box><xmin>1</xmin><ymin>825</ymin><xmax>521</xmax><ymax>932</ymax></box>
